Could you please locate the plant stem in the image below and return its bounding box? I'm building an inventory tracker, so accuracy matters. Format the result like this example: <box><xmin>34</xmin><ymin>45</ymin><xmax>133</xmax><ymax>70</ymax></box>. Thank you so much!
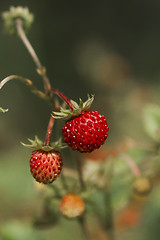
<box><xmin>51</xmin><ymin>88</ymin><xmax>73</xmax><ymax>111</ymax></box>
<box><xmin>45</xmin><ymin>115</ymin><xmax>55</xmax><ymax>146</ymax></box>
<box><xmin>121</xmin><ymin>153</ymin><xmax>141</xmax><ymax>177</ymax></box>
<box><xmin>0</xmin><ymin>75</ymin><xmax>49</xmax><ymax>100</ymax></box>
<box><xmin>15</xmin><ymin>18</ymin><xmax>51</xmax><ymax>94</ymax></box>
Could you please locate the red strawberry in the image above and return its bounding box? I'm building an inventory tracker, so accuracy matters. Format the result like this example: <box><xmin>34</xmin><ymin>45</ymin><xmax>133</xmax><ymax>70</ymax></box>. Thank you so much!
<box><xmin>30</xmin><ymin>149</ymin><xmax>62</xmax><ymax>184</ymax></box>
<box><xmin>62</xmin><ymin>110</ymin><xmax>109</xmax><ymax>153</ymax></box>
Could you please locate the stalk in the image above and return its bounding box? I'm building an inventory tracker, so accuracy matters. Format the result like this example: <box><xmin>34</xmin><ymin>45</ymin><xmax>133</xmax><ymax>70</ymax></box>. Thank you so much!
<box><xmin>0</xmin><ymin>75</ymin><xmax>48</xmax><ymax>100</ymax></box>
<box><xmin>45</xmin><ymin>115</ymin><xmax>55</xmax><ymax>146</ymax></box>
<box><xmin>15</xmin><ymin>18</ymin><xmax>51</xmax><ymax>94</ymax></box>
<box><xmin>51</xmin><ymin>89</ymin><xmax>73</xmax><ymax>111</ymax></box>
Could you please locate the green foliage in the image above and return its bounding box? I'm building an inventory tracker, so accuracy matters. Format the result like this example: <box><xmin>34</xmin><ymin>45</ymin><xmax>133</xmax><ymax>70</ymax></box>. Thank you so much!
<box><xmin>0</xmin><ymin>221</ymin><xmax>45</xmax><ymax>240</ymax></box>
<box><xmin>143</xmin><ymin>104</ymin><xmax>160</xmax><ymax>142</ymax></box>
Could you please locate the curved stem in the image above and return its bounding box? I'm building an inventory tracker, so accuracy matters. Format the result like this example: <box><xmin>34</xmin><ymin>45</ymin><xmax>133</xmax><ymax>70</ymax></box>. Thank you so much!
<box><xmin>0</xmin><ymin>75</ymin><xmax>48</xmax><ymax>100</ymax></box>
<box><xmin>0</xmin><ymin>75</ymin><xmax>31</xmax><ymax>89</ymax></box>
<box><xmin>121</xmin><ymin>153</ymin><xmax>141</xmax><ymax>177</ymax></box>
<box><xmin>51</xmin><ymin>89</ymin><xmax>73</xmax><ymax>111</ymax></box>
<box><xmin>15</xmin><ymin>19</ymin><xmax>51</xmax><ymax>94</ymax></box>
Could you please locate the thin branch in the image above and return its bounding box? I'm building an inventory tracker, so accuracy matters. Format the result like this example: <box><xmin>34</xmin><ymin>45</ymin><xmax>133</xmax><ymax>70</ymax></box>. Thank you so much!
<box><xmin>45</xmin><ymin>115</ymin><xmax>55</xmax><ymax>146</ymax></box>
<box><xmin>0</xmin><ymin>75</ymin><xmax>48</xmax><ymax>100</ymax></box>
<box><xmin>15</xmin><ymin>18</ymin><xmax>51</xmax><ymax>93</ymax></box>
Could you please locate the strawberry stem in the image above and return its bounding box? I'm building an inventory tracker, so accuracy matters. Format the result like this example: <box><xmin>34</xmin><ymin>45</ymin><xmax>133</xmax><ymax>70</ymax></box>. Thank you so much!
<box><xmin>15</xmin><ymin>19</ymin><xmax>51</xmax><ymax>94</ymax></box>
<box><xmin>51</xmin><ymin>89</ymin><xmax>73</xmax><ymax>111</ymax></box>
<box><xmin>45</xmin><ymin>115</ymin><xmax>55</xmax><ymax>146</ymax></box>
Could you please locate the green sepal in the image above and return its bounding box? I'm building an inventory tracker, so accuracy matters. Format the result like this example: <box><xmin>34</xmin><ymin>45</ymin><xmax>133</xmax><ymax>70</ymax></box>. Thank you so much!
<box><xmin>0</xmin><ymin>107</ymin><xmax>8</xmax><ymax>113</ymax></box>
<box><xmin>70</xmin><ymin>100</ymin><xmax>79</xmax><ymax>109</ymax></box>
<box><xmin>53</xmin><ymin>94</ymin><xmax>94</xmax><ymax>120</ymax></box>
<box><xmin>21</xmin><ymin>136</ymin><xmax>67</xmax><ymax>151</ymax></box>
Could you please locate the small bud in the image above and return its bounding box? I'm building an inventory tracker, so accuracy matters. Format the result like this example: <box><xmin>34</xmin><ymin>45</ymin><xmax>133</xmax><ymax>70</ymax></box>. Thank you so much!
<box><xmin>59</xmin><ymin>193</ymin><xmax>85</xmax><ymax>218</ymax></box>
<box><xmin>2</xmin><ymin>6</ymin><xmax>34</xmax><ymax>34</ymax></box>
<box><xmin>132</xmin><ymin>176</ymin><xmax>152</xmax><ymax>197</ymax></box>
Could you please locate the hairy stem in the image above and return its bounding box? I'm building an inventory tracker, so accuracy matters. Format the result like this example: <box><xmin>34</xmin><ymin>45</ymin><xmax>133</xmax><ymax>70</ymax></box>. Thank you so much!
<box><xmin>51</xmin><ymin>89</ymin><xmax>73</xmax><ymax>111</ymax></box>
<box><xmin>121</xmin><ymin>153</ymin><xmax>141</xmax><ymax>177</ymax></box>
<box><xmin>15</xmin><ymin>19</ymin><xmax>51</xmax><ymax>93</ymax></box>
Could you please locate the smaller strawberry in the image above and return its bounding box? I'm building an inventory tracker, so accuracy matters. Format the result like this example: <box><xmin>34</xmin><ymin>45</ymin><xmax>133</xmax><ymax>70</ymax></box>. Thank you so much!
<box><xmin>59</xmin><ymin>193</ymin><xmax>85</xmax><ymax>218</ymax></box>
<box><xmin>30</xmin><ymin>149</ymin><xmax>62</xmax><ymax>184</ymax></box>
<box><xmin>53</xmin><ymin>95</ymin><xmax>109</xmax><ymax>153</ymax></box>
<box><xmin>22</xmin><ymin>136</ymin><xmax>65</xmax><ymax>184</ymax></box>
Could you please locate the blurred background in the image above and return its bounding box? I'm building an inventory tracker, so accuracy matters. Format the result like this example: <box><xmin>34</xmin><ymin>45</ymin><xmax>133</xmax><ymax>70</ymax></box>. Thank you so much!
<box><xmin>0</xmin><ymin>0</ymin><xmax>160</xmax><ymax>239</ymax></box>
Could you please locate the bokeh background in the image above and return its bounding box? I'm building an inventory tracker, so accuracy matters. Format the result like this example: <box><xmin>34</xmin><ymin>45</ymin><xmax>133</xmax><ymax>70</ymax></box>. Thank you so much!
<box><xmin>0</xmin><ymin>1</ymin><xmax>160</xmax><ymax>240</ymax></box>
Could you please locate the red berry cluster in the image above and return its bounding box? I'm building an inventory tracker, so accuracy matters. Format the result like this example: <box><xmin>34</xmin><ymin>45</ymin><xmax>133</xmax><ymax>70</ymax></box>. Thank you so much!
<box><xmin>63</xmin><ymin>110</ymin><xmax>109</xmax><ymax>153</ymax></box>
<box><xmin>30</xmin><ymin>149</ymin><xmax>62</xmax><ymax>184</ymax></box>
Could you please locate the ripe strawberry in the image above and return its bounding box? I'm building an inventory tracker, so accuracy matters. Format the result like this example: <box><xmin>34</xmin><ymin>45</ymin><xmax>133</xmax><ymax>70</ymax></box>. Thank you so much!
<box><xmin>30</xmin><ymin>149</ymin><xmax>62</xmax><ymax>184</ymax></box>
<box><xmin>62</xmin><ymin>110</ymin><xmax>109</xmax><ymax>152</ymax></box>
<box><xmin>59</xmin><ymin>193</ymin><xmax>85</xmax><ymax>218</ymax></box>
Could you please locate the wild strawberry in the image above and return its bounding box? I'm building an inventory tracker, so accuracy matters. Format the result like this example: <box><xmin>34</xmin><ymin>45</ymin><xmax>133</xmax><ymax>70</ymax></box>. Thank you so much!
<box><xmin>53</xmin><ymin>95</ymin><xmax>109</xmax><ymax>153</ymax></box>
<box><xmin>63</xmin><ymin>110</ymin><xmax>109</xmax><ymax>152</ymax></box>
<box><xmin>30</xmin><ymin>149</ymin><xmax>62</xmax><ymax>184</ymax></box>
<box><xmin>59</xmin><ymin>193</ymin><xmax>85</xmax><ymax>218</ymax></box>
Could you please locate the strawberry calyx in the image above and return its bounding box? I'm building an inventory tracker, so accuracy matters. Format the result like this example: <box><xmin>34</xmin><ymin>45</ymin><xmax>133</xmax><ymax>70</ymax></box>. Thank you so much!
<box><xmin>21</xmin><ymin>136</ymin><xmax>67</xmax><ymax>151</ymax></box>
<box><xmin>52</xmin><ymin>94</ymin><xmax>94</xmax><ymax>120</ymax></box>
